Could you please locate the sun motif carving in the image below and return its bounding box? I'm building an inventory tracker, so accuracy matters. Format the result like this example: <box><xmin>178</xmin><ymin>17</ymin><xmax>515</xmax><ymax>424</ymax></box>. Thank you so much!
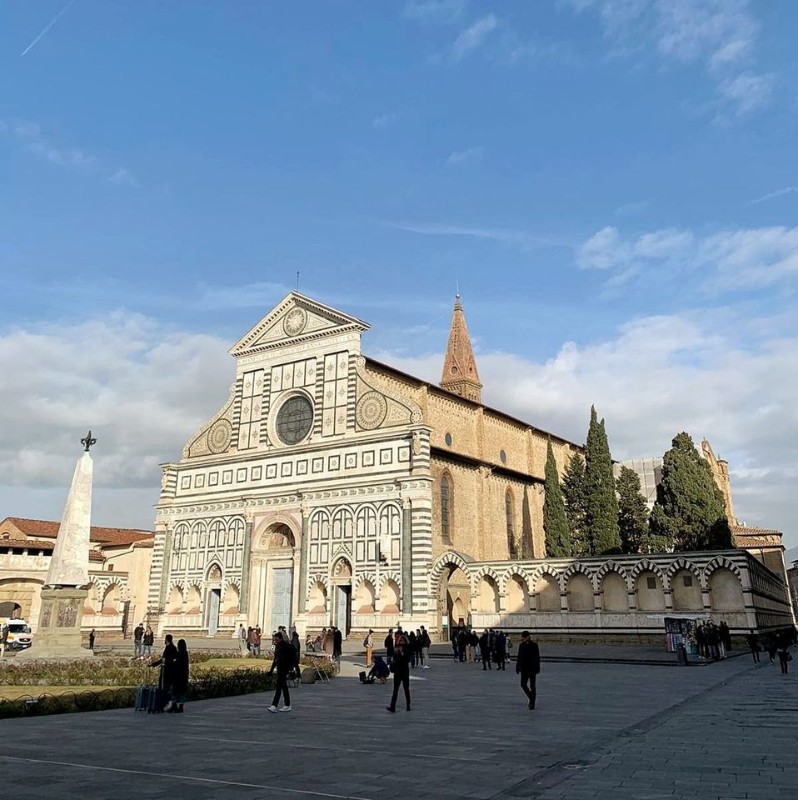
<box><xmin>207</xmin><ymin>419</ymin><xmax>233</xmax><ymax>454</ymax></box>
<box><xmin>356</xmin><ymin>391</ymin><xmax>388</xmax><ymax>430</ymax></box>
<box><xmin>283</xmin><ymin>307</ymin><xmax>308</xmax><ymax>337</ymax></box>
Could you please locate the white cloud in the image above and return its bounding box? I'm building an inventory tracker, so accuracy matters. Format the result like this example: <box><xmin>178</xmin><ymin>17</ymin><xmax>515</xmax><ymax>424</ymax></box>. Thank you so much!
<box><xmin>451</xmin><ymin>14</ymin><xmax>499</xmax><ymax>62</ymax></box>
<box><xmin>375</xmin><ymin>305</ymin><xmax>798</xmax><ymax>546</ymax></box>
<box><xmin>0</xmin><ymin>312</ymin><xmax>232</xmax><ymax>528</ymax></box>
<box><xmin>570</xmin><ymin>0</ymin><xmax>774</xmax><ymax>117</ymax></box>
<box><xmin>390</xmin><ymin>220</ymin><xmax>571</xmax><ymax>250</ymax></box>
<box><xmin>0</xmin><ymin>118</ymin><xmax>136</xmax><ymax>184</ymax></box>
<box><xmin>445</xmin><ymin>146</ymin><xmax>484</xmax><ymax>166</ymax></box>
<box><xmin>578</xmin><ymin>224</ymin><xmax>798</xmax><ymax>290</ymax></box>
<box><xmin>2</xmin><ymin>304</ymin><xmax>795</xmax><ymax>546</ymax></box>
<box><xmin>748</xmin><ymin>187</ymin><xmax>798</xmax><ymax>206</ymax></box>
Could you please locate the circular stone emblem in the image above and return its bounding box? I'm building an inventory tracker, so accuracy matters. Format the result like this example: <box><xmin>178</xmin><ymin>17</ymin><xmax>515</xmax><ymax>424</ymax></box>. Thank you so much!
<box><xmin>207</xmin><ymin>419</ymin><xmax>233</xmax><ymax>454</ymax></box>
<box><xmin>283</xmin><ymin>307</ymin><xmax>308</xmax><ymax>337</ymax></box>
<box><xmin>356</xmin><ymin>391</ymin><xmax>388</xmax><ymax>430</ymax></box>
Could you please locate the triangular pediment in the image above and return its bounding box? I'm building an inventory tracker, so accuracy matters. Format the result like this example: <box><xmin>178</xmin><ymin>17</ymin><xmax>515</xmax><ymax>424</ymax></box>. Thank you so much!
<box><xmin>229</xmin><ymin>293</ymin><xmax>370</xmax><ymax>357</ymax></box>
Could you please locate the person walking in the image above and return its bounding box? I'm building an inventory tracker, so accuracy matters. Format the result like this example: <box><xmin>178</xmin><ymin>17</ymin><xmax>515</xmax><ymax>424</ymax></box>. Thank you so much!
<box><xmin>494</xmin><ymin>630</ymin><xmax>507</xmax><ymax>671</ymax></box>
<box><xmin>333</xmin><ymin>626</ymin><xmax>343</xmax><ymax>663</ymax></box>
<box><xmin>267</xmin><ymin>632</ymin><xmax>294</xmax><ymax>713</ymax></box>
<box><xmin>1</xmin><ymin>621</ymin><xmax>8</xmax><ymax>659</ymax></box>
<box><xmin>88</xmin><ymin>628</ymin><xmax>96</xmax><ymax>651</ymax></box>
<box><xmin>386</xmin><ymin>634</ymin><xmax>411</xmax><ymax>713</ymax></box>
<box><xmin>253</xmin><ymin>626</ymin><xmax>262</xmax><ymax>657</ymax></box>
<box><xmin>169</xmin><ymin>639</ymin><xmax>190</xmax><ymax>713</ymax></box>
<box><xmin>408</xmin><ymin>630</ymin><xmax>418</xmax><ymax>668</ymax></box>
<box><xmin>479</xmin><ymin>629</ymin><xmax>492</xmax><ymax>670</ymax></box>
<box><xmin>133</xmin><ymin>622</ymin><xmax>144</xmax><ymax>658</ymax></box>
<box><xmin>364</xmin><ymin>629</ymin><xmax>374</xmax><ymax>667</ymax></box>
<box><xmin>746</xmin><ymin>630</ymin><xmax>760</xmax><ymax>663</ymax></box>
<box><xmin>237</xmin><ymin>624</ymin><xmax>247</xmax><ymax>655</ymax></box>
<box><xmin>384</xmin><ymin>628</ymin><xmax>395</xmax><ymax>666</ymax></box>
<box><xmin>776</xmin><ymin>631</ymin><xmax>792</xmax><ymax>676</ymax></box>
<box><xmin>291</xmin><ymin>630</ymin><xmax>302</xmax><ymax>677</ymax></box>
<box><xmin>515</xmin><ymin>631</ymin><xmax>541</xmax><ymax>710</ymax></box>
<box><xmin>419</xmin><ymin>626</ymin><xmax>431</xmax><ymax>669</ymax></box>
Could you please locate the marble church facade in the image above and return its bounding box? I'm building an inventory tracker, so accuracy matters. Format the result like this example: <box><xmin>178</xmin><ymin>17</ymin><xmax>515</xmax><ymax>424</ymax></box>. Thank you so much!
<box><xmin>147</xmin><ymin>293</ymin><xmax>794</xmax><ymax>640</ymax></box>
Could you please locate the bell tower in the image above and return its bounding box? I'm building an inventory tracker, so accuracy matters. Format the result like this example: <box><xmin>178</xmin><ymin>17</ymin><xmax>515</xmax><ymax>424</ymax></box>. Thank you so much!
<box><xmin>440</xmin><ymin>294</ymin><xmax>482</xmax><ymax>403</ymax></box>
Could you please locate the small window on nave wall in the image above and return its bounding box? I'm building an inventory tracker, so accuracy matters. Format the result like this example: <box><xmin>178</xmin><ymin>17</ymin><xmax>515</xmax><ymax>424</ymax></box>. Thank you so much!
<box><xmin>440</xmin><ymin>474</ymin><xmax>453</xmax><ymax>544</ymax></box>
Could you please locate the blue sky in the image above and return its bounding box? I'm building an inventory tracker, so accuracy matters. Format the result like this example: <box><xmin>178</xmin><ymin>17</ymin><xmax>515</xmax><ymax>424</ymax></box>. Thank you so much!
<box><xmin>1</xmin><ymin>1</ymin><xmax>797</xmax><ymax>550</ymax></box>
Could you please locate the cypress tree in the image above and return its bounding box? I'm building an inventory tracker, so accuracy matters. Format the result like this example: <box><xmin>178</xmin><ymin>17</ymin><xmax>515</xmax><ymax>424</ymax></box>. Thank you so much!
<box><xmin>562</xmin><ymin>452</ymin><xmax>589</xmax><ymax>556</ymax></box>
<box><xmin>584</xmin><ymin>406</ymin><xmax>621</xmax><ymax>555</ymax></box>
<box><xmin>649</xmin><ymin>432</ymin><xmax>733</xmax><ymax>551</ymax></box>
<box><xmin>616</xmin><ymin>466</ymin><xmax>650</xmax><ymax>553</ymax></box>
<box><xmin>543</xmin><ymin>441</ymin><xmax>571</xmax><ymax>558</ymax></box>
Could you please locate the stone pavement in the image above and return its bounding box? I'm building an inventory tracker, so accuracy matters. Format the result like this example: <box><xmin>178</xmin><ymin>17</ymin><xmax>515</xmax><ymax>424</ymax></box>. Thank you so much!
<box><xmin>0</xmin><ymin>651</ymin><xmax>795</xmax><ymax>799</ymax></box>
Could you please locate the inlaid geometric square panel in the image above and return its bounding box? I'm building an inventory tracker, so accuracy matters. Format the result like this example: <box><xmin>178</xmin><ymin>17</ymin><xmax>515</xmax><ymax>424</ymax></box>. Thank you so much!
<box><xmin>181</xmin><ymin>476</ymin><xmax>191</xmax><ymax>489</ymax></box>
<box><xmin>362</xmin><ymin>450</ymin><xmax>375</xmax><ymax>467</ymax></box>
<box><xmin>297</xmin><ymin>460</ymin><xmax>308</xmax><ymax>475</ymax></box>
<box><xmin>208</xmin><ymin>472</ymin><xmax>219</xmax><ymax>486</ymax></box>
<box><xmin>345</xmin><ymin>453</ymin><xmax>357</xmax><ymax>469</ymax></box>
<box><xmin>222</xmin><ymin>470</ymin><xmax>233</xmax><ymax>484</ymax></box>
<box><xmin>328</xmin><ymin>455</ymin><xmax>340</xmax><ymax>471</ymax></box>
<box><xmin>236</xmin><ymin>468</ymin><xmax>247</xmax><ymax>482</ymax></box>
<box><xmin>380</xmin><ymin>448</ymin><xmax>393</xmax><ymax>465</ymax></box>
<box><xmin>312</xmin><ymin>457</ymin><xmax>323</xmax><ymax>473</ymax></box>
<box><xmin>266</xmin><ymin>464</ymin><xmax>277</xmax><ymax>479</ymax></box>
<box><xmin>251</xmin><ymin>466</ymin><xmax>263</xmax><ymax>481</ymax></box>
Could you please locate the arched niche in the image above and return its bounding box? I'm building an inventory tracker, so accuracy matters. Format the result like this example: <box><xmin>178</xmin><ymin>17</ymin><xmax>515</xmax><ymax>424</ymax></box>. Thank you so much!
<box><xmin>601</xmin><ymin>572</ymin><xmax>629</xmax><ymax>612</ymax></box>
<box><xmin>567</xmin><ymin>573</ymin><xmax>594</xmax><ymax>612</ymax></box>
<box><xmin>709</xmin><ymin>568</ymin><xmax>744</xmax><ymax>611</ymax></box>
<box><xmin>505</xmin><ymin>575</ymin><xmax>529</xmax><ymax>613</ymax></box>
<box><xmin>536</xmin><ymin>574</ymin><xmax>561</xmax><ymax>612</ymax></box>
<box><xmin>477</xmin><ymin>575</ymin><xmax>500</xmax><ymax>613</ymax></box>
<box><xmin>671</xmin><ymin>569</ymin><xmax>703</xmax><ymax>611</ymax></box>
<box><xmin>635</xmin><ymin>571</ymin><xmax>665</xmax><ymax>612</ymax></box>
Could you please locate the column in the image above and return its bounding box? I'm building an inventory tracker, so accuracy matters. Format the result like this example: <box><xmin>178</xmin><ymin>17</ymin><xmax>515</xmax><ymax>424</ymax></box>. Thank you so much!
<box><xmin>239</xmin><ymin>519</ymin><xmax>254</xmax><ymax>615</ymax></box>
<box><xmin>401</xmin><ymin>499</ymin><xmax>412</xmax><ymax>613</ymax></box>
<box><xmin>298</xmin><ymin>506</ymin><xmax>310</xmax><ymax>613</ymax></box>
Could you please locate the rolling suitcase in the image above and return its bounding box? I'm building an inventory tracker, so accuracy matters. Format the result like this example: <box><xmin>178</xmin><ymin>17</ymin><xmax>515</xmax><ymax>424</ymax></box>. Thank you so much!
<box><xmin>134</xmin><ymin>684</ymin><xmax>168</xmax><ymax>713</ymax></box>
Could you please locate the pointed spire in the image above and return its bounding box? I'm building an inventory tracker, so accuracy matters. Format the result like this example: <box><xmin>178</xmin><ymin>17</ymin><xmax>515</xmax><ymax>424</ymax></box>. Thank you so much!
<box><xmin>440</xmin><ymin>294</ymin><xmax>482</xmax><ymax>403</ymax></box>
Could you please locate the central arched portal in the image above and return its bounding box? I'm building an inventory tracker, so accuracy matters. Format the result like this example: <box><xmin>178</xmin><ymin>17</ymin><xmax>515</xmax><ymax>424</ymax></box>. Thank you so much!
<box><xmin>437</xmin><ymin>563</ymin><xmax>471</xmax><ymax>640</ymax></box>
<box><xmin>249</xmin><ymin>522</ymin><xmax>297</xmax><ymax>634</ymax></box>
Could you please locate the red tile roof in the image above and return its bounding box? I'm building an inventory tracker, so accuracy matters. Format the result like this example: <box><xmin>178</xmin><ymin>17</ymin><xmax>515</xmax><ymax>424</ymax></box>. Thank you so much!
<box><xmin>0</xmin><ymin>537</ymin><xmax>105</xmax><ymax>562</ymax></box>
<box><xmin>732</xmin><ymin>525</ymin><xmax>783</xmax><ymax>536</ymax></box>
<box><xmin>4</xmin><ymin>517</ymin><xmax>153</xmax><ymax>547</ymax></box>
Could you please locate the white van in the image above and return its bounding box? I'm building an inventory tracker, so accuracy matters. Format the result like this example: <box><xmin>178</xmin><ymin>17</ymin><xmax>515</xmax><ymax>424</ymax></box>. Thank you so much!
<box><xmin>0</xmin><ymin>618</ymin><xmax>33</xmax><ymax>650</ymax></box>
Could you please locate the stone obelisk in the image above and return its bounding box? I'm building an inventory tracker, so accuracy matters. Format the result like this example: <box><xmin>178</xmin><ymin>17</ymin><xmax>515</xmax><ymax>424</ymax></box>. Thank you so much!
<box><xmin>18</xmin><ymin>431</ymin><xmax>97</xmax><ymax>660</ymax></box>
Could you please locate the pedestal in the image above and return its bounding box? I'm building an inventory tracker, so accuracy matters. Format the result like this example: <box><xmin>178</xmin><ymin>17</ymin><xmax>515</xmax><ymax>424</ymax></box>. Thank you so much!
<box><xmin>16</xmin><ymin>587</ymin><xmax>94</xmax><ymax>660</ymax></box>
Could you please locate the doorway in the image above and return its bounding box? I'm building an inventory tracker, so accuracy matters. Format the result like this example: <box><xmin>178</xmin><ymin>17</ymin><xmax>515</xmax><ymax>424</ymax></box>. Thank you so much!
<box><xmin>335</xmin><ymin>585</ymin><xmax>351</xmax><ymax>636</ymax></box>
<box><xmin>269</xmin><ymin>567</ymin><xmax>293</xmax><ymax>633</ymax></box>
<box><xmin>207</xmin><ymin>588</ymin><xmax>221</xmax><ymax>636</ymax></box>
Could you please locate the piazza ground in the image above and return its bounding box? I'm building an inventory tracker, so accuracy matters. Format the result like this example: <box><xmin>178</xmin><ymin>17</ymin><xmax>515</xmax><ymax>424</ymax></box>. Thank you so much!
<box><xmin>1</xmin><ymin>652</ymin><xmax>796</xmax><ymax>800</ymax></box>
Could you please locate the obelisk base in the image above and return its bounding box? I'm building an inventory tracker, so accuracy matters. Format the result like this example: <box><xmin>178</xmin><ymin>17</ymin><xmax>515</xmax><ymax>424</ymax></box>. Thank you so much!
<box><xmin>16</xmin><ymin>587</ymin><xmax>94</xmax><ymax>660</ymax></box>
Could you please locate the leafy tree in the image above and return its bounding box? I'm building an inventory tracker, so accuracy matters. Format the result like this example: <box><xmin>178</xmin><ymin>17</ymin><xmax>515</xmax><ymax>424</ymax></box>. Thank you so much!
<box><xmin>562</xmin><ymin>453</ymin><xmax>589</xmax><ymax>556</ymax></box>
<box><xmin>584</xmin><ymin>406</ymin><xmax>621</xmax><ymax>554</ymax></box>
<box><xmin>543</xmin><ymin>441</ymin><xmax>571</xmax><ymax>558</ymax></box>
<box><xmin>649</xmin><ymin>432</ymin><xmax>733</xmax><ymax>551</ymax></box>
<box><xmin>616</xmin><ymin>466</ymin><xmax>650</xmax><ymax>553</ymax></box>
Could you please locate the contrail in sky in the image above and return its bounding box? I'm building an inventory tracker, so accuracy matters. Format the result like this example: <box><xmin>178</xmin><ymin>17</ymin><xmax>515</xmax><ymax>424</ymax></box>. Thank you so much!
<box><xmin>21</xmin><ymin>0</ymin><xmax>76</xmax><ymax>57</ymax></box>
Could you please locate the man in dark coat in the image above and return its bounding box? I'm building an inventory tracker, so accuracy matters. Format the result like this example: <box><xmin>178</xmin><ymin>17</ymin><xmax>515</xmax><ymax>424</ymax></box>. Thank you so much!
<box><xmin>384</xmin><ymin>629</ymin><xmax>395</xmax><ymax>666</ymax></box>
<box><xmin>746</xmin><ymin>630</ymin><xmax>760</xmax><ymax>663</ymax></box>
<box><xmin>333</xmin><ymin>626</ymin><xmax>343</xmax><ymax>661</ymax></box>
<box><xmin>267</xmin><ymin>632</ymin><xmax>294</xmax><ymax>712</ymax></box>
<box><xmin>494</xmin><ymin>630</ymin><xmax>507</xmax><ymax>671</ymax></box>
<box><xmin>479</xmin><ymin>629</ymin><xmax>492</xmax><ymax>670</ymax></box>
<box><xmin>515</xmin><ymin>631</ymin><xmax>541</xmax><ymax>710</ymax></box>
<box><xmin>150</xmin><ymin>633</ymin><xmax>178</xmax><ymax>710</ymax></box>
